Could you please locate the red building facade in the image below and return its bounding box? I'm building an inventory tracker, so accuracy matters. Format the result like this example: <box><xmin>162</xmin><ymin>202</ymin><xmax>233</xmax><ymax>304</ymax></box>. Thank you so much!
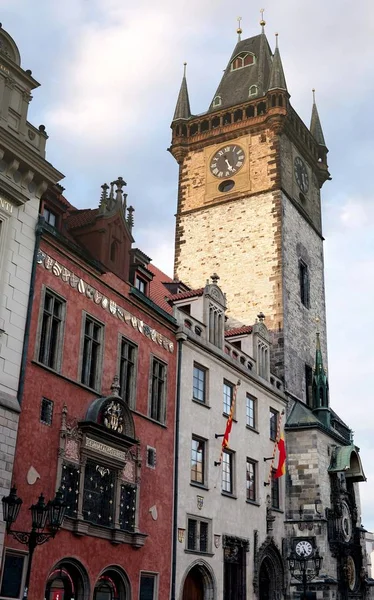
<box><xmin>3</xmin><ymin>180</ymin><xmax>177</xmax><ymax>600</ymax></box>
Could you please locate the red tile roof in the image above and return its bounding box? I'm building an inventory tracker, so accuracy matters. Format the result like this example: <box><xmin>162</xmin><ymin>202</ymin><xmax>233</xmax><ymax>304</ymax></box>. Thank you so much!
<box><xmin>225</xmin><ymin>325</ymin><xmax>253</xmax><ymax>337</ymax></box>
<box><xmin>66</xmin><ymin>208</ymin><xmax>99</xmax><ymax>229</ymax></box>
<box><xmin>168</xmin><ymin>288</ymin><xmax>204</xmax><ymax>302</ymax></box>
<box><xmin>148</xmin><ymin>263</ymin><xmax>174</xmax><ymax>314</ymax></box>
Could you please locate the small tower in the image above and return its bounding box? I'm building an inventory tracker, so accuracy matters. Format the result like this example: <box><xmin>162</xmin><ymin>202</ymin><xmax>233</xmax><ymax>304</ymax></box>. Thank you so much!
<box><xmin>312</xmin><ymin>332</ymin><xmax>330</xmax><ymax>427</ymax></box>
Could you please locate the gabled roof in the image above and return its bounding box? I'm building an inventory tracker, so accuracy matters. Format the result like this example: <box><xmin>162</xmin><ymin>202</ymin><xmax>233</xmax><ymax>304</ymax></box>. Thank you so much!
<box><xmin>209</xmin><ymin>32</ymin><xmax>273</xmax><ymax>112</ymax></box>
<box><xmin>225</xmin><ymin>325</ymin><xmax>253</xmax><ymax>337</ymax></box>
<box><xmin>286</xmin><ymin>401</ymin><xmax>321</xmax><ymax>428</ymax></box>
<box><xmin>65</xmin><ymin>208</ymin><xmax>99</xmax><ymax>229</ymax></box>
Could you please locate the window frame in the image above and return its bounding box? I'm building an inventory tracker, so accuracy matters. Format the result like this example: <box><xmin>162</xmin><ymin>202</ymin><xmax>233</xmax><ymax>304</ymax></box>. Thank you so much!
<box><xmin>246</xmin><ymin>394</ymin><xmax>256</xmax><ymax>429</ymax></box>
<box><xmin>222</xmin><ymin>449</ymin><xmax>235</xmax><ymax>496</ymax></box>
<box><xmin>271</xmin><ymin>470</ymin><xmax>280</xmax><ymax>509</ymax></box>
<box><xmin>246</xmin><ymin>458</ymin><xmax>257</xmax><ymax>503</ymax></box>
<box><xmin>223</xmin><ymin>380</ymin><xmax>234</xmax><ymax>416</ymax></box>
<box><xmin>269</xmin><ymin>408</ymin><xmax>279</xmax><ymax>442</ymax></box>
<box><xmin>35</xmin><ymin>287</ymin><xmax>66</xmax><ymax>372</ymax></box>
<box><xmin>231</xmin><ymin>52</ymin><xmax>256</xmax><ymax>71</ymax></box>
<box><xmin>135</xmin><ymin>276</ymin><xmax>147</xmax><ymax>294</ymax></box>
<box><xmin>148</xmin><ymin>355</ymin><xmax>167</xmax><ymax>424</ymax></box>
<box><xmin>79</xmin><ymin>312</ymin><xmax>104</xmax><ymax>391</ymax></box>
<box><xmin>190</xmin><ymin>435</ymin><xmax>207</xmax><ymax>487</ymax></box>
<box><xmin>299</xmin><ymin>259</ymin><xmax>310</xmax><ymax>308</ymax></box>
<box><xmin>192</xmin><ymin>363</ymin><xmax>207</xmax><ymax>404</ymax></box>
<box><xmin>139</xmin><ymin>572</ymin><xmax>159</xmax><ymax>600</ymax></box>
<box><xmin>43</xmin><ymin>206</ymin><xmax>58</xmax><ymax>227</ymax></box>
<box><xmin>40</xmin><ymin>397</ymin><xmax>54</xmax><ymax>426</ymax></box>
<box><xmin>186</xmin><ymin>515</ymin><xmax>212</xmax><ymax>554</ymax></box>
<box><xmin>0</xmin><ymin>548</ymin><xmax>27</xmax><ymax>599</ymax></box>
<box><xmin>118</xmin><ymin>335</ymin><xmax>138</xmax><ymax>409</ymax></box>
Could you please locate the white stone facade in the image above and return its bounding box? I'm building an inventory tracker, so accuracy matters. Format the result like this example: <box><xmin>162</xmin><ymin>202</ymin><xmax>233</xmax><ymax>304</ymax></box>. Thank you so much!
<box><xmin>173</xmin><ymin>283</ymin><xmax>287</xmax><ymax>599</ymax></box>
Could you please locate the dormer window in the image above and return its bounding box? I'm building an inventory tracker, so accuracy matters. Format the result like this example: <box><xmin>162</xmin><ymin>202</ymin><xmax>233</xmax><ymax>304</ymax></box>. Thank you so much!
<box><xmin>249</xmin><ymin>85</ymin><xmax>258</xmax><ymax>97</ymax></box>
<box><xmin>213</xmin><ymin>96</ymin><xmax>222</xmax><ymax>107</ymax></box>
<box><xmin>135</xmin><ymin>276</ymin><xmax>147</xmax><ymax>294</ymax></box>
<box><xmin>43</xmin><ymin>207</ymin><xmax>57</xmax><ymax>227</ymax></box>
<box><xmin>208</xmin><ymin>303</ymin><xmax>224</xmax><ymax>349</ymax></box>
<box><xmin>231</xmin><ymin>52</ymin><xmax>255</xmax><ymax>71</ymax></box>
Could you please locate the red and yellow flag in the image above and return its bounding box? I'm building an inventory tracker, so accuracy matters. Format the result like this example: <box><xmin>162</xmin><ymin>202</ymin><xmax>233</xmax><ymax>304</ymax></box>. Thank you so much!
<box><xmin>274</xmin><ymin>431</ymin><xmax>286</xmax><ymax>479</ymax></box>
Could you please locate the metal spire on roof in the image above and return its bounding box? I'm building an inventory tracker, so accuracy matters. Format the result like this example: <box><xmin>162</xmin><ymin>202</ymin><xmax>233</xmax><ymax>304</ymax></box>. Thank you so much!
<box><xmin>260</xmin><ymin>8</ymin><xmax>266</xmax><ymax>33</ymax></box>
<box><xmin>312</xmin><ymin>332</ymin><xmax>330</xmax><ymax>424</ymax></box>
<box><xmin>172</xmin><ymin>62</ymin><xmax>191</xmax><ymax>122</ymax></box>
<box><xmin>310</xmin><ymin>88</ymin><xmax>327</xmax><ymax>147</ymax></box>
<box><xmin>237</xmin><ymin>16</ymin><xmax>242</xmax><ymax>41</ymax></box>
<box><xmin>267</xmin><ymin>33</ymin><xmax>288</xmax><ymax>92</ymax></box>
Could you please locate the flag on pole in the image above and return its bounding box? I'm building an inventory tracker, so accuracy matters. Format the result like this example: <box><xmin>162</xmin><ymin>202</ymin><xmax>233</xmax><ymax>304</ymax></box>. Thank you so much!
<box><xmin>266</xmin><ymin>409</ymin><xmax>285</xmax><ymax>485</ymax></box>
<box><xmin>274</xmin><ymin>431</ymin><xmax>286</xmax><ymax>478</ymax></box>
<box><xmin>215</xmin><ymin>380</ymin><xmax>240</xmax><ymax>465</ymax></box>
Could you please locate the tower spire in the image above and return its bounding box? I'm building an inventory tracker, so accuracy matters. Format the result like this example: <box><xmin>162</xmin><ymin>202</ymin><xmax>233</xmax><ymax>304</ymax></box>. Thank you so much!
<box><xmin>237</xmin><ymin>16</ymin><xmax>242</xmax><ymax>42</ymax></box>
<box><xmin>172</xmin><ymin>63</ymin><xmax>191</xmax><ymax>122</ymax></box>
<box><xmin>312</xmin><ymin>332</ymin><xmax>330</xmax><ymax>427</ymax></box>
<box><xmin>260</xmin><ymin>8</ymin><xmax>266</xmax><ymax>33</ymax></box>
<box><xmin>310</xmin><ymin>89</ymin><xmax>326</xmax><ymax>147</ymax></box>
<box><xmin>267</xmin><ymin>33</ymin><xmax>288</xmax><ymax>92</ymax></box>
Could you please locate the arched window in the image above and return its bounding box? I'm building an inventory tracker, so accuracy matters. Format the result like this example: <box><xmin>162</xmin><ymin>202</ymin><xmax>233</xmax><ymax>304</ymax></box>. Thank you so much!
<box><xmin>213</xmin><ymin>95</ymin><xmax>222</xmax><ymax>107</ymax></box>
<box><xmin>110</xmin><ymin>240</ymin><xmax>118</xmax><ymax>262</ymax></box>
<box><xmin>231</xmin><ymin>52</ymin><xmax>255</xmax><ymax>71</ymax></box>
<box><xmin>249</xmin><ymin>85</ymin><xmax>258</xmax><ymax>97</ymax></box>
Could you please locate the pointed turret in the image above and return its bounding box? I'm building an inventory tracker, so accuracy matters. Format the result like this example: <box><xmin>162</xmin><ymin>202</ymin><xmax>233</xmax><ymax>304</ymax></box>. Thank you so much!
<box><xmin>267</xmin><ymin>34</ymin><xmax>287</xmax><ymax>92</ymax></box>
<box><xmin>312</xmin><ymin>332</ymin><xmax>330</xmax><ymax>427</ymax></box>
<box><xmin>172</xmin><ymin>63</ymin><xmax>191</xmax><ymax>121</ymax></box>
<box><xmin>310</xmin><ymin>90</ymin><xmax>326</xmax><ymax>147</ymax></box>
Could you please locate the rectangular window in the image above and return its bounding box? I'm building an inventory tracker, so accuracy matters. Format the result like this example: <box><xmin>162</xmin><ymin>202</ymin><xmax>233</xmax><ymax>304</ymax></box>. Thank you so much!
<box><xmin>119</xmin><ymin>337</ymin><xmax>137</xmax><ymax>407</ymax></box>
<box><xmin>43</xmin><ymin>206</ymin><xmax>57</xmax><ymax>227</ymax></box>
<box><xmin>119</xmin><ymin>484</ymin><xmax>137</xmax><ymax>532</ymax></box>
<box><xmin>191</xmin><ymin>436</ymin><xmax>206</xmax><ymax>485</ymax></box>
<box><xmin>246</xmin><ymin>395</ymin><xmax>256</xmax><ymax>429</ymax></box>
<box><xmin>38</xmin><ymin>290</ymin><xmax>65</xmax><ymax>370</ymax></box>
<box><xmin>135</xmin><ymin>276</ymin><xmax>146</xmax><ymax>294</ymax></box>
<box><xmin>147</xmin><ymin>446</ymin><xmax>157</xmax><ymax>468</ymax></box>
<box><xmin>193</xmin><ymin>364</ymin><xmax>206</xmax><ymax>403</ymax></box>
<box><xmin>299</xmin><ymin>260</ymin><xmax>310</xmax><ymax>308</ymax></box>
<box><xmin>223</xmin><ymin>380</ymin><xmax>234</xmax><ymax>415</ymax></box>
<box><xmin>271</xmin><ymin>470</ymin><xmax>280</xmax><ymax>509</ymax></box>
<box><xmin>270</xmin><ymin>408</ymin><xmax>278</xmax><ymax>441</ymax></box>
<box><xmin>149</xmin><ymin>358</ymin><xmax>167</xmax><ymax>423</ymax></box>
<box><xmin>186</xmin><ymin>516</ymin><xmax>211</xmax><ymax>553</ymax></box>
<box><xmin>223</xmin><ymin>537</ymin><xmax>247</xmax><ymax>600</ymax></box>
<box><xmin>222</xmin><ymin>450</ymin><xmax>234</xmax><ymax>495</ymax></box>
<box><xmin>246</xmin><ymin>458</ymin><xmax>257</xmax><ymax>502</ymax></box>
<box><xmin>82</xmin><ymin>460</ymin><xmax>115</xmax><ymax>527</ymax></box>
<box><xmin>61</xmin><ymin>463</ymin><xmax>80</xmax><ymax>518</ymax></box>
<box><xmin>40</xmin><ymin>397</ymin><xmax>54</xmax><ymax>425</ymax></box>
<box><xmin>0</xmin><ymin>551</ymin><xmax>25</xmax><ymax>598</ymax></box>
<box><xmin>139</xmin><ymin>573</ymin><xmax>158</xmax><ymax>600</ymax></box>
<box><xmin>305</xmin><ymin>364</ymin><xmax>313</xmax><ymax>407</ymax></box>
<box><xmin>80</xmin><ymin>315</ymin><xmax>103</xmax><ymax>390</ymax></box>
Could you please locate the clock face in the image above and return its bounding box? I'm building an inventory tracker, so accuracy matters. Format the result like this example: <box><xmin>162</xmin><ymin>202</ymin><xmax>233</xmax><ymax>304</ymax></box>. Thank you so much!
<box><xmin>295</xmin><ymin>540</ymin><xmax>313</xmax><ymax>557</ymax></box>
<box><xmin>294</xmin><ymin>157</ymin><xmax>309</xmax><ymax>193</ymax></box>
<box><xmin>341</xmin><ymin>502</ymin><xmax>352</xmax><ymax>542</ymax></box>
<box><xmin>210</xmin><ymin>145</ymin><xmax>245</xmax><ymax>178</ymax></box>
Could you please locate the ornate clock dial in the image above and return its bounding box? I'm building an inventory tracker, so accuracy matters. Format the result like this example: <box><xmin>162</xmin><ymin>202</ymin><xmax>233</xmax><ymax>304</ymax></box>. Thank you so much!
<box><xmin>295</xmin><ymin>540</ymin><xmax>313</xmax><ymax>557</ymax></box>
<box><xmin>210</xmin><ymin>145</ymin><xmax>245</xmax><ymax>178</ymax></box>
<box><xmin>294</xmin><ymin>156</ymin><xmax>309</xmax><ymax>193</ymax></box>
<box><xmin>341</xmin><ymin>502</ymin><xmax>352</xmax><ymax>542</ymax></box>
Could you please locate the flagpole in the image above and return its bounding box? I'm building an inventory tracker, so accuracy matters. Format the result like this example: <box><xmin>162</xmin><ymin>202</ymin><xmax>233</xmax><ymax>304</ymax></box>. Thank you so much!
<box><xmin>214</xmin><ymin>380</ymin><xmax>241</xmax><ymax>466</ymax></box>
<box><xmin>265</xmin><ymin>409</ymin><xmax>285</xmax><ymax>485</ymax></box>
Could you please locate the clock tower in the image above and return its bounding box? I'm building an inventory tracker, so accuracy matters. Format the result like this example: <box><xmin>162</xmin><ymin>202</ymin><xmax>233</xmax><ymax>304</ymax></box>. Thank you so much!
<box><xmin>169</xmin><ymin>22</ymin><xmax>330</xmax><ymax>400</ymax></box>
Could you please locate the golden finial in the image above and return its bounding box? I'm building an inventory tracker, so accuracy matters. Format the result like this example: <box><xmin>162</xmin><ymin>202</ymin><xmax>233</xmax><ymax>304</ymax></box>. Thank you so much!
<box><xmin>237</xmin><ymin>16</ymin><xmax>242</xmax><ymax>41</ymax></box>
<box><xmin>183</xmin><ymin>62</ymin><xmax>187</xmax><ymax>77</ymax></box>
<box><xmin>260</xmin><ymin>8</ymin><xmax>266</xmax><ymax>32</ymax></box>
<box><xmin>315</xmin><ymin>315</ymin><xmax>320</xmax><ymax>333</ymax></box>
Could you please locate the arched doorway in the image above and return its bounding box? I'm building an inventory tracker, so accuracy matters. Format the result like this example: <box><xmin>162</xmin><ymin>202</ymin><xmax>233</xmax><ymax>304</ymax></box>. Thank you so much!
<box><xmin>181</xmin><ymin>561</ymin><xmax>215</xmax><ymax>600</ymax></box>
<box><xmin>94</xmin><ymin>566</ymin><xmax>130</xmax><ymax>600</ymax></box>
<box><xmin>259</xmin><ymin>559</ymin><xmax>271</xmax><ymax>600</ymax></box>
<box><xmin>254</xmin><ymin>540</ymin><xmax>284</xmax><ymax>600</ymax></box>
<box><xmin>45</xmin><ymin>559</ymin><xmax>89</xmax><ymax>600</ymax></box>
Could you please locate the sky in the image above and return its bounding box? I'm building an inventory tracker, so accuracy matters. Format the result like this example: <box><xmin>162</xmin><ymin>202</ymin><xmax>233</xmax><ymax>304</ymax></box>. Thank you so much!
<box><xmin>2</xmin><ymin>0</ymin><xmax>374</xmax><ymax>532</ymax></box>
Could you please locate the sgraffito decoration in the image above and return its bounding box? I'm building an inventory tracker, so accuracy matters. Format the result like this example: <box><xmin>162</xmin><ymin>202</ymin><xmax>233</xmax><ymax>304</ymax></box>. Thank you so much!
<box><xmin>37</xmin><ymin>250</ymin><xmax>174</xmax><ymax>353</ymax></box>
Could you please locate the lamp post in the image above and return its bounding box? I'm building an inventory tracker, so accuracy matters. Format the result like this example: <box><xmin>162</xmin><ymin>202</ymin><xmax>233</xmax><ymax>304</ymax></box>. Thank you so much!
<box><xmin>287</xmin><ymin>547</ymin><xmax>322</xmax><ymax>600</ymax></box>
<box><xmin>2</xmin><ymin>486</ymin><xmax>66</xmax><ymax>600</ymax></box>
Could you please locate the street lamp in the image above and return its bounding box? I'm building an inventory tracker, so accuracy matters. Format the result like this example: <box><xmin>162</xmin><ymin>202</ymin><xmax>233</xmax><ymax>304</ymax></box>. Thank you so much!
<box><xmin>2</xmin><ymin>487</ymin><xmax>66</xmax><ymax>600</ymax></box>
<box><xmin>287</xmin><ymin>546</ymin><xmax>323</xmax><ymax>600</ymax></box>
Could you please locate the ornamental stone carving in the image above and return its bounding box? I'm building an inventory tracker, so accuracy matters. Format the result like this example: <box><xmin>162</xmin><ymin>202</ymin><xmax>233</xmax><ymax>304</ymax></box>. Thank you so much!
<box><xmin>103</xmin><ymin>400</ymin><xmax>124</xmax><ymax>434</ymax></box>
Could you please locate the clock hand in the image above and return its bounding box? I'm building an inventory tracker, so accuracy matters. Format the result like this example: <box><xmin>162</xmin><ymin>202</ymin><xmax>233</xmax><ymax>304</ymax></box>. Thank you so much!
<box><xmin>224</xmin><ymin>157</ymin><xmax>234</xmax><ymax>171</ymax></box>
